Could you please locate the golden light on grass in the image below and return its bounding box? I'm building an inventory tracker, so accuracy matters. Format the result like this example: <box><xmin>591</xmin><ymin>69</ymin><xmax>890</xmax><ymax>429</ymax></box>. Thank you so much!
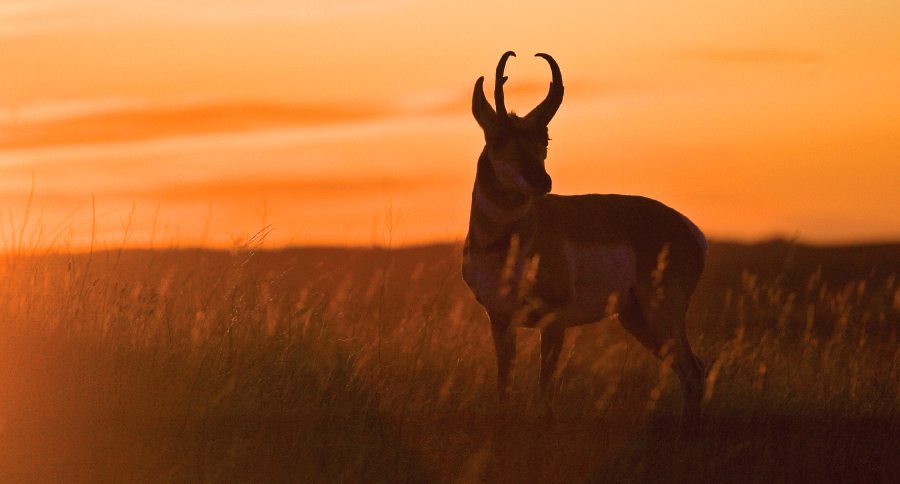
<box><xmin>1</xmin><ymin>237</ymin><xmax>898</xmax><ymax>481</ymax></box>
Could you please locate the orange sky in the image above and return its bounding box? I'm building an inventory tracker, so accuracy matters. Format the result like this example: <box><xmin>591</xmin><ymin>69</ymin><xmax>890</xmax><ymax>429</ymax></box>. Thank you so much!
<box><xmin>2</xmin><ymin>1</ymin><xmax>899</xmax><ymax>249</ymax></box>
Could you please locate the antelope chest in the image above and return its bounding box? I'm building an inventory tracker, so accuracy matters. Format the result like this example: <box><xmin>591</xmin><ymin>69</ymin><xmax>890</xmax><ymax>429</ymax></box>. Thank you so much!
<box><xmin>462</xmin><ymin>248</ymin><xmax>523</xmax><ymax>317</ymax></box>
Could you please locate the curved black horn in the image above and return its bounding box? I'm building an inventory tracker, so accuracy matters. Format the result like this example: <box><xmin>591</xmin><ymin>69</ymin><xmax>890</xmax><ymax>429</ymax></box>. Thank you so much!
<box><xmin>526</xmin><ymin>53</ymin><xmax>564</xmax><ymax>125</ymax></box>
<box><xmin>472</xmin><ymin>76</ymin><xmax>496</xmax><ymax>128</ymax></box>
<box><xmin>495</xmin><ymin>51</ymin><xmax>516</xmax><ymax>120</ymax></box>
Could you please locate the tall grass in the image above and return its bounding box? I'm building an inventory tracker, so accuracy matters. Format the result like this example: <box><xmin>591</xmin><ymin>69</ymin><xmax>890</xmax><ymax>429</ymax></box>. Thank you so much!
<box><xmin>0</xmin><ymin>238</ymin><xmax>898</xmax><ymax>482</ymax></box>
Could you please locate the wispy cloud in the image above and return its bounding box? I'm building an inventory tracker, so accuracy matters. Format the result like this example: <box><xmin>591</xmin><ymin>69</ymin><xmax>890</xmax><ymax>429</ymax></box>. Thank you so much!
<box><xmin>1</xmin><ymin>99</ymin><xmax>388</xmax><ymax>149</ymax></box>
<box><xmin>0</xmin><ymin>75</ymin><xmax>647</xmax><ymax>150</ymax></box>
<box><xmin>5</xmin><ymin>79</ymin><xmax>622</xmax><ymax>150</ymax></box>
<box><xmin>118</xmin><ymin>176</ymin><xmax>430</xmax><ymax>202</ymax></box>
<box><xmin>0</xmin><ymin>0</ymin><xmax>420</xmax><ymax>37</ymax></box>
<box><xmin>0</xmin><ymin>175</ymin><xmax>439</xmax><ymax>223</ymax></box>
<box><xmin>682</xmin><ymin>47</ymin><xmax>823</xmax><ymax>64</ymax></box>
<box><xmin>2</xmin><ymin>97</ymin><xmax>155</xmax><ymax>124</ymax></box>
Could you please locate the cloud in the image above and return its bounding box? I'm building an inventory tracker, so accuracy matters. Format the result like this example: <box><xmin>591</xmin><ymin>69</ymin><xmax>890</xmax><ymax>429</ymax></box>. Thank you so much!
<box><xmin>3</xmin><ymin>97</ymin><xmax>155</xmax><ymax>124</ymax></box>
<box><xmin>5</xmin><ymin>79</ymin><xmax>628</xmax><ymax>150</ymax></box>
<box><xmin>0</xmin><ymin>0</ymin><xmax>420</xmax><ymax>37</ymax></box>
<box><xmin>0</xmin><ymin>176</ymin><xmax>432</xmax><ymax>206</ymax></box>
<box><xmin>1</xmin><ymin>99</ymin><xmax>388</xmax><ymax>149</ymax></box>
<box><xmin>0</xmin><ymin>76</ymin><xmax>636</xmax><ymax>154</ymax></box>
<box><xmin>0</xmin><ymin>0</ymin><xmax>114</xmax><ymax>36</ymax></box>
<box><xmin>682</xmin><ymin>47</ymin><xmax>822</xmax><ymax>64</ymax></box>
<box><xmin>120</xmin><ymin>176</ymin><xmax>430</xmax><ymax>202</ymax></box>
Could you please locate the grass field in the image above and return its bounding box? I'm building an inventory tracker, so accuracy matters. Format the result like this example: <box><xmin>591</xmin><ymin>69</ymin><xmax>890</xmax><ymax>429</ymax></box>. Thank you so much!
<box><xmin>1</xmin><ymin>239</ymin><xmax>898</xmax><ymax>482</ymax></box>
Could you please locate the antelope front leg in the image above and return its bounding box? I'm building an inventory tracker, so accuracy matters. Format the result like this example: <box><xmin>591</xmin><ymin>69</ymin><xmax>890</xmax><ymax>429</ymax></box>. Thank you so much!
<box><xmin>491</xmin><ymin>321</ymin><xmax>516</xmax><ymax>406</ymax></box>
<box><xmin>540</xmin><ymin>327</ymin><xmax>564</xmax><ymax>397</ymax></box>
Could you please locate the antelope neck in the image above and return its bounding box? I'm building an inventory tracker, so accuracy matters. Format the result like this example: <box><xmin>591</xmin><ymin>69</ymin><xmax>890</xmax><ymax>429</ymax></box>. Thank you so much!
<box><xmin>468</xmin><ymin>148</ymin><xmax>534</xmax><ymax>249</ymax></box>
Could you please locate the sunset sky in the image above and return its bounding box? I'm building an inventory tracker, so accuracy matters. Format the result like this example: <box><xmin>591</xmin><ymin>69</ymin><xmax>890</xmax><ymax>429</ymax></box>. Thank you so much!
<box><xmin>2</xmin><ymin>0</ymin><xmax>899</xmax><ymax>249</ymax></box>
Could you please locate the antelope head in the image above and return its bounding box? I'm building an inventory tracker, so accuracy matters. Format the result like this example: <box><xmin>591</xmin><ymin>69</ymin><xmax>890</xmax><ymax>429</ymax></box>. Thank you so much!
<box><xmin>472</xmin><ymin>51</ymin><xmax>564</xmax><ymax>196</ymax></box>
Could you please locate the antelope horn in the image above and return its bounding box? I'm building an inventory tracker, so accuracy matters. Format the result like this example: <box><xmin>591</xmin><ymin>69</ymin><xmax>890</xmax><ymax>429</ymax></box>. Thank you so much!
<box><xmin>472</xmin><ymin>76</ymin><xmax>495</xmax><ymax>128</ymax></box>
<box><xmin>526</xmin><ymin>53</ymin><xmax>564</xmax><ymax>125</ymax></box>
<box><xmin>494</xmin><ymin>51</ymin><xmax>516</xmax><ymax>120</ymax></box>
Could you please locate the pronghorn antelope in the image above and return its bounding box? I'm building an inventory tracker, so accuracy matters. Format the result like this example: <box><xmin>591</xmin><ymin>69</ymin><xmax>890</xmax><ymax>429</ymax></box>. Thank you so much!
<box><xmin>463</xmin><ymin>51</ymin><xmax>707</xmax><ymax>418</ymax></box>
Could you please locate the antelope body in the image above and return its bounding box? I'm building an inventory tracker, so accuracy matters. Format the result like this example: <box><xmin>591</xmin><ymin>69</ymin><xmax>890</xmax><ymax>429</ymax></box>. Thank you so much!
<box><xmin>462</xmin><ymin>52</ymin><xmax>707</xmax><ymax>418</ymax></box>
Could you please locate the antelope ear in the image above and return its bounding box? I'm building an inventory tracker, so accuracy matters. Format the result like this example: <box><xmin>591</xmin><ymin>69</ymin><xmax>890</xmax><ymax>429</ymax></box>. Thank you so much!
<box><xmin>472</xmin><ymin>76</ymin><xmax>495</xmax><ymax>129</ymax></box>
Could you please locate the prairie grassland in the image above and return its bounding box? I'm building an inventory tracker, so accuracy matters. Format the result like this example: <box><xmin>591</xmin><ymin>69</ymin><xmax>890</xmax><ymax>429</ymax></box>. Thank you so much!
<box><xmin>0</xmin><ymin>240</ymin><xmax>898</xmax><ymax>482</ymax></box>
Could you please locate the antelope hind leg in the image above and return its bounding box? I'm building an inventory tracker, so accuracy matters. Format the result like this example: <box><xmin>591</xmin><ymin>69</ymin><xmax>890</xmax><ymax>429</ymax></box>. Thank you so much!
<box><xmin>491</xmin><ymin>320</ymin><xmax>516</xmax><ymax>406</ymax></box>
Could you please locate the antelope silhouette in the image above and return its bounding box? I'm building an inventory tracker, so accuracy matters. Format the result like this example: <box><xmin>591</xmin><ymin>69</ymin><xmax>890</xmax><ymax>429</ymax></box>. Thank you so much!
<box><xmin>463</xmin><ymin>51</ymin><xmax>707</xmax><ymax>419</ymax></box>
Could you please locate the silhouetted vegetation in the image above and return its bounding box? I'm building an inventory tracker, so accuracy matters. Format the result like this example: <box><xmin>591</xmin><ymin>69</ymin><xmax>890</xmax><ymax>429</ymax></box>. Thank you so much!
<box><xmin>1</xmin><ymin>241</ymin><xmax>898</xmax><ymax>482</ymax></box>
